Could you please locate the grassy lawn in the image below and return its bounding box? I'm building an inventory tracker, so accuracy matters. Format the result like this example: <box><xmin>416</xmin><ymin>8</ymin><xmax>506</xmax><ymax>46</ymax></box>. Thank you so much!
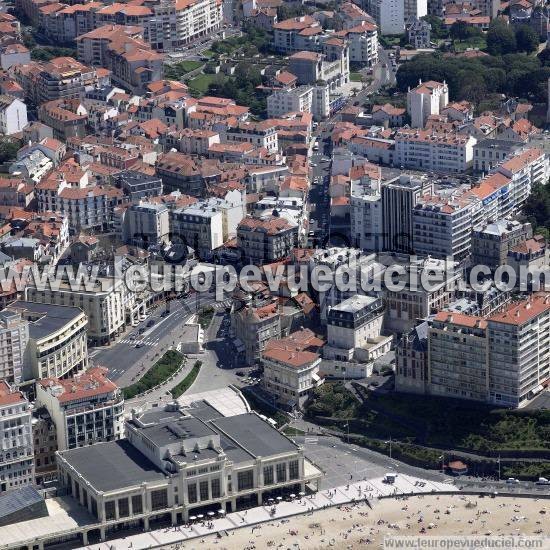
<box><xmin>122</xmin><ymin>350</ymin><xmax>184</xmax><ymax>399</ymax></box>
<box><xmin>164</xmin><ymin>60</ymin><xmax>203</xmax><ymax>80</ymax></box>
<box><xmin>306</xmin><ymin>382</ymin><xmax>550</xmax><ymax>453</ymax></box>
<box><xmin>187</xmin><ymin>73</ymin><xmax>220</xmax><ymax>94</ymax></box>
<box><xmin>453</xmin><ymin>36</ymin><xmax>487</xmax><ymax>52</ymax></box>
<box><xmin>197</xmin><ymin>306</ymin><xmax>215</xmax><ymax>329</ymax></box>
<box><xmin>350</xmin><ymin>72</ymin><xmax>363</xmax><ymax>82</ymax></box>
<box><xmin>379</xmin><ymin>35</ymin><xmax>401</xmax><ymax>48</ymax></box>
<box><xmin>171</xmin><ymin>361</ymin><xmax>202</xmax><ymax>398</ymax></box>
<box><xmin>201</xmin><ymin>50</ymin><xmax>215</xmax><ymax>58</ymax></box>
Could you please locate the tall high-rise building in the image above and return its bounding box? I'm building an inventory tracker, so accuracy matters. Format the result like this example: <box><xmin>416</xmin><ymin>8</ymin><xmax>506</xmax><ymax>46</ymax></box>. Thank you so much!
<box><xmin>0</xmin><ymin>380</ymin><xmax>34</xmax><ymax>493</ymax></box>
<box><xmin>0</xmin><ymin>310</ymin><xmax>29</xmax><ymax>385</ymax></box>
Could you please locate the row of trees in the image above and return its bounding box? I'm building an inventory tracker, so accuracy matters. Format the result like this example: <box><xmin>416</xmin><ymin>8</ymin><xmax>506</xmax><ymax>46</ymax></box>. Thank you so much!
<box><xmin>486</xmin><ymin>19</ymin><xmax>539</xmax><ymax>55</ymax></box>
<box><xmin>396</xmin><ymin>51</ymin><xmax>550</xmax><ymax>105</ymax></box>
<box><xmin>523</xmin><ymin>183</ymin><xmax>550</xmax><ymax>241</ymax></box>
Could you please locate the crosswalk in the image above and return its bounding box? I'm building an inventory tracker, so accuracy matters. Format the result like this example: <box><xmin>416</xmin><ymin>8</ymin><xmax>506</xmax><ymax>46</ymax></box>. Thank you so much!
<box><xmin>211</xmin><ymin>299</ymin><xmax>232</xmax><ymax>311</ymax></box>
<box><xmin>118</xmin><ymin>336</ymin><xmax>161</xmax><ymax>347</ymax></box>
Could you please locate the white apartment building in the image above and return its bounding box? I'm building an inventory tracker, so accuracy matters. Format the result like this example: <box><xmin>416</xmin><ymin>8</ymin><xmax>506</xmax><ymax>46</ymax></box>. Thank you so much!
<box><xmin>261</xmin><ymin>329</ymin><xmax>324</xmax><ymax>410</ymax></box>
<box><xmin>350</xmin><ymin>178</ymin><xmax>383</xmax><ymax>252</ymax></box>
<box><xmin>470</xmin><ymin>148</ymin><xmax>548</xmax><ymax>226</ymax></box>
<box><xmin>428</xmin><ymin>312</ymin><xmax>489</xmax><ymax>402</ymax></box>
<box><xmin>5</xmin><ymin>301</ymin><xmax>89</xmax><ymax>381</ymax></box>
<box><xmin>289</xmin><ymin>46</ymin><xmax>350</xmax><ymax>91</ymax></box>
<box><xmin>344</xmin><ymin>22</ymin><xmax>379</xmax><ymax>66</ymax></box>
<box><xmin>244</xmin><ymin>165</ymin><xmax>289</xmax><ymax>194</ymax></box>
<box><xmin>0</xmin><ymin>381</ymin><xmax>34</xmax><ymax>493</ymax></box>
<box><xmin>36</xmin><ymin>367</ymin><xmax>124</xmax><ymax>451</ymax></box>
<box><xmin>407</xmin><ymin>80</ymin><xmax>448</xmax><ymax>128</ymax></box>
<box><xmin>172</xmin><ymin>193</ymin><xmax>244</xmax><ymax>259</ymax></box>
<box><xmin>145</xmin><ymin>0</ymin><xmax>223</xmax><ymax>51</ymax></box>
<box><xmin>123</xmin><ymin>202</ymin><xmax>170</xmax><ymax>247</ymax></box>
<box><xmin>424</xmin><ymin>294</ymin><xmax>550</xmax><ymax>408</ymax></box>
<box><xmin>487</xmin><ymin>295</ymin><xmax>550</xmax><ymax>407</ymax></box>
<box><xmin>394</xmin><ymin>129</ymin><xmax>476</xmax><ymax>173</ymax></box>
<box><xmin>267</xmin><ymin>86</ymin><xmax>313</xmax><ymax>118</ymax></box>
<box><xmin>412</xmin><ymin>193</ymin><xmax>477</xmax><ymax>261</ymax></box>
<box><xmin>0</xmin><ymin>95</ymin><xmax>27</xmax><ymax>135</ymax></box>
<box><xmin>324</xmin><ymin>295</ymin><xmax>391</xmax><ymax>363</ymax></box>
<box><xmin>273</xmin><ymin>16</ymin><xmax>323</xmax><ymax>53</ymax></box>
<box><xmin>225</xmin><ymin>121</ymin><xmax>278</xmax><ymax>153</ymax></box>
<box><xmin>404</xmin><ymin>0</ymin><xmax>428</xmax><ymax>21</ymax></box>
<box><xmin>36</xmin><ymin>171</ymin><xmax>122</xmax><ymax>231</ymax></box>
<box><xmin>56</xmin><ymin>401</ymin><xmax>322</xmax><ymax>541</ymax></box>
<box><xmin>174</xmin><ymin>128</ymin><xmax>220</xmax><ymax>155</ymax></box>
<box><xmin>363</xmin><ymin>0</ymin><xmax>404</xmax><ymax>35</ymax></box>
<box><xmin>0</xmin><ymin>310</ymin><xmax>29</xmax><ymax>385</ymax></box>
<box><xmin>25</xmin><ymin>276</ymin><xmax>130</xmax><ymax>345</ymax></box>
<box><xmin>237</xmin><ymin>216</ymin><xmax>298</xmax><ymax>266</ymax></box>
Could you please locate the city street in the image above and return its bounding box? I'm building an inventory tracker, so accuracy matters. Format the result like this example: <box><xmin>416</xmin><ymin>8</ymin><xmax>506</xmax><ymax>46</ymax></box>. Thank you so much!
<box><xmin>291</xmin><ymin>434</ymin><xmax>448</xmax><ymax>489</ymax></box>
<box><xmin>90</xmin><ymin>292</ymin><xmax>216</xmax><ymax>384</ymax></box>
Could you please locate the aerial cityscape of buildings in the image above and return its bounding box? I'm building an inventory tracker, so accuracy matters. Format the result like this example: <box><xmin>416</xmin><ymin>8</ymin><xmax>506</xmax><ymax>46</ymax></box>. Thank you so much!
<box><xmin>0</xmin><ymin>0</ymin><xmax>549</xmax><ymax>546</ymax></box>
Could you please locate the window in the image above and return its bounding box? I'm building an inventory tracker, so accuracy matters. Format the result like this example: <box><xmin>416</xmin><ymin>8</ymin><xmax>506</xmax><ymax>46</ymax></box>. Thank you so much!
<box><xmin>237</xmin><ymin>470</ymin><xmax>254</xmax><ymax>491</ymax></box>
<box><xmin>188</xmin><ymin>483</ymin><xmax>197</xmax><ymax>504</ymax></box>
<box><xmin>105</xmin><ymin>500</ymin><xmax>115</xmax><ymax>520</ymax></box>
<box><xmin>118</xmin><ymin>498</ymin><xmax>129</xmax><ymax>518</ymax></box>
<box><xmin>151</xmin><ymin>489</ymin><xmax>168</xmax><ymax>511</ymax></box>
<box><xmin>289</xmin><ymin>460</ymin><xmax>299</xmax><ymax>480</ymax></box>
<box><xmin>276</xmin><ymin>463</ymin><xmax>286</xmax><ymax>483</ymax></box>
<box><xmin>211</xmin><ymin>478</ymin><xmax>221</xmax><ymax>499</ymax></box>
<box><xmin>132</xmin><ymin>495</ymin><xmax>142</xmax><ymax>515</ymax></box>
<box><xmin>263</xmin><ymin>465</ymin><xmax>274</xmax><ymax>485</ymax></box>
<box><xmin>199</xmin><ymin>480</ymin><xmax>209</xmax><ymax>501</ymax></box>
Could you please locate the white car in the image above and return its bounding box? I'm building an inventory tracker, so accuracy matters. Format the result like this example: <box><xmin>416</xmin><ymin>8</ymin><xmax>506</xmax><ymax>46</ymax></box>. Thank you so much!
<box><xmin>505</xmin><ymin>478</ymin><xmax>519</xmax><ymax>484</ymax></box>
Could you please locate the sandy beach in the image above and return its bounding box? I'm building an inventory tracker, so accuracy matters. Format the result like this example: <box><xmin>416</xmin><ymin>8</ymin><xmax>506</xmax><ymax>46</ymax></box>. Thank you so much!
<box><xmin>169</xmin><ymin>494</ymin><xmax>550</xmax><ymax>550</ymax></box>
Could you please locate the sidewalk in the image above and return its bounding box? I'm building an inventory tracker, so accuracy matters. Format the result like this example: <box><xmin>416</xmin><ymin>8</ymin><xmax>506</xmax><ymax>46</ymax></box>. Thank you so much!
<box><xmin>76</xmin><ymin>474</ymin><xmax>457</xmax><ymax>550</ymax></box>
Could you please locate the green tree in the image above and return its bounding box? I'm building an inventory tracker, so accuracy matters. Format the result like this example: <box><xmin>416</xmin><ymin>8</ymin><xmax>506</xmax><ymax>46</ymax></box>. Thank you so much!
<box><xmin>523</xmin><ymin>182</ymin><xmax>550</xmax><ymax>234</ymax></box>
<box><xmin>0</xmin><ymin>138</ymin><xmax>20</xmax><ymax>164</ymax></box>
<box><xmin>486</xmin><ymin>19</ymin><xmax>517</xmax><ymax>56</ymax></box>
<box><xmin>421</xmin><ymin>15</ymin><xmax>447</xmax><ymax>39</ymax></box>
<box><xmin>515</xmin><ymin>24</ymin><xmax>539</xmax><ymax>53</ymax></box>
<box><xmin>450</xmin><ymin>20</ymin><xmax>482</xmax><ymax>41</ymax></box>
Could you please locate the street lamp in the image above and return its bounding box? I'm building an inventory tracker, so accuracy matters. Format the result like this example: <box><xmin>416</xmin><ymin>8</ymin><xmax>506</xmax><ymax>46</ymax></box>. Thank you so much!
<box><xmin>439</xmin><ymin>454</ymin><xmax>445</xmax><ymax>474</ymax></box>
<box><xmin>385</xmin><ymin>436</ymin><xmax>392</xmax><ymax>460</ymax></box>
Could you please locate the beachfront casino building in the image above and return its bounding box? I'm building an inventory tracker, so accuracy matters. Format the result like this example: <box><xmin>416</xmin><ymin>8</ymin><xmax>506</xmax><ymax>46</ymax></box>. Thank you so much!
<box><xmin>55</xmin><ymin>400</ymin><xmax>322</xmax><ymax>542</ymax></box>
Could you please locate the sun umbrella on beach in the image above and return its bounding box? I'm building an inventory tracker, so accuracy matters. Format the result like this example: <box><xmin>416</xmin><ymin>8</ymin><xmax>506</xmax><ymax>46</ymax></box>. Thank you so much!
<box><xmin>218</xmin><ymin>509</ymin><xmax>226</xmax><ymax>515</ymax></box>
